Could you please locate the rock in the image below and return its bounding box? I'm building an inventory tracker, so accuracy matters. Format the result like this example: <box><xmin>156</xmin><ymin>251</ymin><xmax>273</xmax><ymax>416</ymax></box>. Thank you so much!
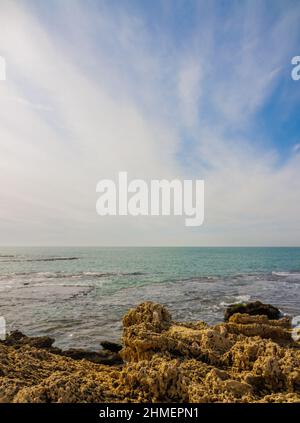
<box><xmin>225</xmin><ymin>313</ymin><xmax>292</xmax><ymax>344</ymax></box>
<box><xmin>123</xmin><ymin>301</ymin><xmax>172</xmax><ymax>332</ymax></box>
<box><xmin>3</xmin><ymin>330</ymin><xmax>24</xmax><ymax>345</ymax></box>
<box><xmin>100</xmin><ymin>341</ymin><xmax>122</xmax><ymax>352</ymax></box>
<box><xmin>4</xmin><ymin>330</ymin><xmax>55</xmax><ymax>349</ymax></box>
<box><xmin>1</xmin><ymin>301</ymin><xmax>300</xmax><ymax>403</ymax></box>
<box><xmin>2</xmin><ymin>331</ymin><xmax>123</xmax><ymax>366</ymax></box>
<box><xmin>228</xmin><ymin>313</ymin><xmax>291</xmax><ymax>328</ymax></box>
<box><xmin>224</xmin><ymin>301</ymin><xmax>281</xmax><ymax>321</ymax></box>
<box><xmin>59</xmin><ymin>348</ymin><xmax>123</xmax><ymax>365</ymax></box>
<box><xmin>261</xmin><ymin>393</ymin><xmax>300</xmax><ymax>402</ymax></box>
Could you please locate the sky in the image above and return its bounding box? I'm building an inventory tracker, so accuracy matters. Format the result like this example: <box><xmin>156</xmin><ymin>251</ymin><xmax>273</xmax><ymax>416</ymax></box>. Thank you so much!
<box><xmin>0</xmin><ymin>0</ymin><xmax>300</xmax><ymax>246</ymax></box>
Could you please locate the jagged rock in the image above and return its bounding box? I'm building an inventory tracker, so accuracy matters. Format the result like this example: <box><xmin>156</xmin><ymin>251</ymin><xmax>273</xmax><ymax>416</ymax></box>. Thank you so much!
<box><xmin>228</xmin><ymin>313</ymin><xmax>291</xmax><ymax>328</ymax></box>
<box><xmin>123</xmin><ymin>301</ymin><xmax>172</xmax><ymax>331</ymax></box>
<box><xmin>0</xmin><ymin>301</ymin><xmax>300</xmax><ymax>403</ymax></box>
<box><xmin>224</xmin><ymin>301</ymin><xmax>281</xmax><ymax>321</ymax></box>
<box><xmin>225</xmin><ymin>313</ymin><xmax>292</xmax><ymax>343</ymax></box>
<box><xmin>121</xmin><ymin>321</ymin><xmax>234</xmax><ymax>364</ymax></box>
<box><xmin>260</xmin><ymin>392</ymin><xmax>300</xmax><ymax>402</ymax></box>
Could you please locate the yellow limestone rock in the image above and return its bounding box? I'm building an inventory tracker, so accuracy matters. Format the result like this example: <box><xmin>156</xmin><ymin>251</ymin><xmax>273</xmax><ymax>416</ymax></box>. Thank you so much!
<box><xmin>0</xmin><ymin>301</ymin><xmax>300</xmax><ymax>403</ymax></box>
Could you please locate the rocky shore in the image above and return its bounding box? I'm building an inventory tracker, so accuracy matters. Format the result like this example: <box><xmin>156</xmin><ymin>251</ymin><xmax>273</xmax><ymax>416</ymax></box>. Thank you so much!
<box><xmin>0</xmin><ymin>301</ymin><xmax>300</xmax><ymax>403</ymax></box>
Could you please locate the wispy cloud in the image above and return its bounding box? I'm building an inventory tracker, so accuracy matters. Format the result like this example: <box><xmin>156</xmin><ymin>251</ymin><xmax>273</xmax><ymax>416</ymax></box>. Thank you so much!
<box><xmin>0</xmin><ymin>0</ymin><xmax>299</xmax><ymax>246</ymax></box>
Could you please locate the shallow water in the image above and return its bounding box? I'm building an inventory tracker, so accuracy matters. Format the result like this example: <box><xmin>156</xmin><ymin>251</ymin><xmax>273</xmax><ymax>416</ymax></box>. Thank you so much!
<box><xmin>0</xmin><ymin>247</ymin><xmax>300</xmax><ymax>350</ymax></box>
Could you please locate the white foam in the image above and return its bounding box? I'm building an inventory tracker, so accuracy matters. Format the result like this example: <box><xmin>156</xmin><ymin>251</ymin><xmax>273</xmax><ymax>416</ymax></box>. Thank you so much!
<box><xmin>292</xmin><ymin>315</ymin><xmax>300</xmax><ymax>341</ymax></box>
<box><xmin>272</xmin><ymin>271</ymin><xmax>300</xmax><ymax>279</ymax></box>
<box><xmin>220</xmin><ymin>294</ymin><xmax>251</xmax><ymax>307</ymax></box>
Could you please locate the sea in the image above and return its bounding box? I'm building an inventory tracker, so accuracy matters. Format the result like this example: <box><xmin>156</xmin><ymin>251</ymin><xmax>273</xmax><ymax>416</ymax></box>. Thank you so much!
<box><xmin>0</xmin><ymin>247</ymin><xmax>300</xmax><ymax>350</ymax></box>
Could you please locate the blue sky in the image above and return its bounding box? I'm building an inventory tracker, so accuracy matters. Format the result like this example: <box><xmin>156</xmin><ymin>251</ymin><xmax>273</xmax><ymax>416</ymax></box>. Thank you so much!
<box><xmin>0</xmin><ymin>0</ymin><xmax>300</xmax><ymax>245</ymax></box>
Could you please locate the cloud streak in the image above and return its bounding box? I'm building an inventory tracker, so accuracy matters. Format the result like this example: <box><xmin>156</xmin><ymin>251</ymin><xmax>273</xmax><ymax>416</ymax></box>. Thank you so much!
<box><xmin>0</xmin><ymin>0</ymin><xmax>299</xmax><ymax>246</ymax></box>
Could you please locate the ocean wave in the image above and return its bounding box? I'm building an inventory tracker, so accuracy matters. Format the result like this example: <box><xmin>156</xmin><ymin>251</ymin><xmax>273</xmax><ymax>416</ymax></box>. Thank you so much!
<box><xmin>231</xmin><ymin>273</ymin><xmax>263</xmax><ymax>281</ymax></box>
<box><xmin>83</xmin><ymin>271</ymin><xmax>146</xmax><ymax>277</ymax></box>
<box><xmin>169</xmin><ymin>276</ymin><xmax>218</xmax><ymax>284</ymax></box>
<box><xmin>1</xmin><ymin>256</ymin><xmax>80</xmax><ymax>263</ymax></box>
<box><xmin>272</xmin><ymin>271</ymin><xmax>300</xmax><ymax>277</ymax></box>
<box><xmin>271</xmin><ymin>272</ymin><xmax>300</xmax><ymax>284</ymax></box>
<box><xmin>272</xmin><ymin>271</ymin><xmax>291</xmax><ymax>277</ymax></box>
<box><xmin>219</xmin><ymin>295</ymin><xmax>251</xmax><ymax>307</ymax></box>
<box><xmin>0</xmin><ymin>270</ymin><xmax>147</xmax><ymax>282</ymax></box>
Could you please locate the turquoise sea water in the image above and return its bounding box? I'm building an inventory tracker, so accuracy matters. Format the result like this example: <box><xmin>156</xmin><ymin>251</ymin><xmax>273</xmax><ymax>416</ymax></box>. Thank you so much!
<box><xmin>0</xmin><ymin>247</ymin><xmax>300</xmax><ymax>349</ymax></box>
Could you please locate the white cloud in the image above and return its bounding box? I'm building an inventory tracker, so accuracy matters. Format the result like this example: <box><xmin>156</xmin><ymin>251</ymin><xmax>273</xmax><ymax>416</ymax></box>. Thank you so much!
<box><xmin>293</xmin><ymin>144</ymin><xmax>300</xmax><ymax>153</ymax></box>
<box><xmin>177</xmin><ymin>58</ymin><xmax>203</xmax><ymax>128</ymax></box>
<box><xmin>0</xmin><ymin>0</ymin><xmax>299</xmax><ymax>246</ymax></box>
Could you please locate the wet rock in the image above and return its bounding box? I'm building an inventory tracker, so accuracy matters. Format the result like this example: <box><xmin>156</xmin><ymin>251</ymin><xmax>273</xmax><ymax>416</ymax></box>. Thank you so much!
<box><xmin>224</xmin><ymin>301</ymin><xmax>281</xmax><ymax>321</ymax></box>
<box><xmin>100</xmin><ymin>341</ymin><xmax>122</xmax><ymax>353</ymax></box>
<box><xmin>4</xmin><ymin>330</ymin><xmax>55</xmax><ymax>349</ymax></box>
<box><xmin>3</xmin><ymin>330</ymin><xmax>24</xmax><ymax>345</ymax></box>
<box><xmin>59</xmin><ymin>348</ymin><xmax>123</xmax><ymax>365</ymax></box>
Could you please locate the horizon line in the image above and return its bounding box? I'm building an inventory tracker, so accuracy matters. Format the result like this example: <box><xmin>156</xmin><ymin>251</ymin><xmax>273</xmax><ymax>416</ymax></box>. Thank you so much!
<box><xmin>1</xmin><ymin>245</ymin><xmax>300</xmax><ymax>249</ymax></box>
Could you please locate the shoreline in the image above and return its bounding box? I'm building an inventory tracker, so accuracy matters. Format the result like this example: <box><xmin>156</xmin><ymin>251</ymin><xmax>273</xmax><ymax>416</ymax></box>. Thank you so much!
<box><xmin>1</xmin><ymin>301</ymin><xmax>300</xmax><ymax>403</ymax></box>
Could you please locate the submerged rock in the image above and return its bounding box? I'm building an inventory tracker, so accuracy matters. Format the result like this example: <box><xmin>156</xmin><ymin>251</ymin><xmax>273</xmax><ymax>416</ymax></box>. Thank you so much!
<box><xmin>224</xmin><ymin>300</ymin><xmax>281</xmax><ymax>321</ymax></box>
<box><xmin>0</xmin><ymin>301</ymin><xmax>299</xmax><ymax>403</ymax></box>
